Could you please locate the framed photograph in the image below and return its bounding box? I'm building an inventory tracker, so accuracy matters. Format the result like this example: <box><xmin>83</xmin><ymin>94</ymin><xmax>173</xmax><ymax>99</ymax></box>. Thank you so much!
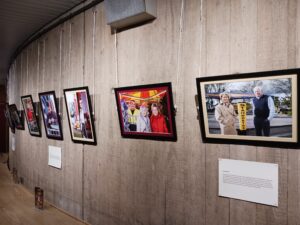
<box><xmin>63</xmin><ymin>86</ymin><xmax>96</xmax><ymax>145</ymax></box>
<box><xmin>4</xmin><ymin>103</ymin><xmax>15</xmax><ymax>133</ymax></box>
<box><xmin>39</xmin><ymin>91</ymin><xmax>63</xmax><ymax>140</ymax></box>
<box><xmin>9</xmin><ymin>104</ymin><xmax>25</xmax><ymax>130</ymax></box>
<box><xmin>196</xmin><ymin>69</ymin><xmax>300</xmax><ymax>148</ymax></box>
<box><xmin>114</xmin><ymin>82</ymin><xmax>177</xmax><ymax>141</ymax></box>
<box><xmin>21</xmin><ymin>95</ymin><xmax>41</xmax><ymax>137</ymax></box>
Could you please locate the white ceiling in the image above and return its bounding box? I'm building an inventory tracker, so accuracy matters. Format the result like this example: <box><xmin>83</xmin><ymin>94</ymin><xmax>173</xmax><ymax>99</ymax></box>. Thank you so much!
<box><xmin>0</xmin><ymin>0</ymin><xmax>85</xmax><ymax>84</ymax></box>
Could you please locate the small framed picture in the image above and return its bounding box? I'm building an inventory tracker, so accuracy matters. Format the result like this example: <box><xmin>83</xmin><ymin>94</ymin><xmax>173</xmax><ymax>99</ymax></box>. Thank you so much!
<box><xmin>9</xmin><ymin>104</ymin><xmax>25</xmax><ymax>130</ymax></box>
<box><xmin>21</xmin><ymin>95</ymin><xmax>41</xmax><ymax>137</ymax></box>
<box><xmin>4</xmin><ymin>103</ymin><xmax>15</xmax><ymax>133</ymax></box>
<box><xmin>196</xmin><ymin>69</ymin><xmax>300</xmax><ymax>148</ymax></box>
<box><xmin>63</xmin><ymin>86</ymin><xmax>96</xmax><ymax>145</ymax></box>
<box><xmin>114</xmin><ymin>82</ymin><xmax>177</xmax><ymax>141</ymax></box>
<box><xmin>39</xmin><ymin>91</ymin><xmax>63</xmax><ymax>140</ymax></box>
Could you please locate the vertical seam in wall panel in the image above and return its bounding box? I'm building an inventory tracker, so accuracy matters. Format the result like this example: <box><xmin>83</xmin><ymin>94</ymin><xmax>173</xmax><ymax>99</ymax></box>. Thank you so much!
<box><xmin>174</xmin><ymin>0</ymin><xmax>185</xmax><ymax>108</ymax></box>
<box><xmin>114</xmin><ymin>29</ymin><xmax>119</xmax><ymax>87</ymax></box>
<box><xmin>21</xmin><ymin>54</ymin><xmax>23</xmax><ymax>105</ymax></box>
<box><xmin>164</xmin><ymin>180</ymin><xmax>167</xmax><ymax>225</ymax></box>
<box><xmin>255</xmin><ymin>0</ymin><xmax>258</xmax><ymax>221</ymax></box>
<box><xmin>228</xmin><ymin>0</ymin><xmax>232</xmax><ymax>224</ymax></box>
<box><xmin>59</xmin><ymin>27</ymin><xmax>63</xmax><ymax>98</ymax></box>
<box><xmin>92</xmin><ymin>8</ymin><xmax>96</xmax><ymax>112</ymax></box>
<box><xmin>69</xmin><ymin>22</ymin><xmax>72</xmax><ymax>88</ymax></box>
<box><xmin>13</xmin><ymin>62</ymin><xmax>17</xmax><ymax>107</ymax></box>
<box><xmin>199</xmin><ymin>0</ymin><xmax>203</xmax><ymax>76</ymax></box>
<box><xmin>26</xmin><ymin>50</ymin><xmax>29</xmax><ymax>94</ymax></box>
<box><xmin>82</xmin><ymin>12</ymin><xmax>86</xmax><ymax>221</ymax></box>
<box><xmin>201</xmin><ymin>0</ymin><xmax>207</xmax><ymax>223</ymax></box>
<box><xmin>37</xmin><ymin>42</ymin><xmax>40</xmax><ymax>97</ymax></box>
<box><xmin>82</xmin><ymin>143</ymin><xmax>85</xmax><ymax>220</ymax></box>
<box><xmin>20</xmin><ymin>53</ymin><xmax>23</xmax><ymax>176</ymax></box>
<box><xmin>296</xmin><ymin>0</ymin><xmax>299</xmax><ymax>66</ymax></box>
<box><xmin>43</xmin><ymin>40</ymin><xmax>46</xmax><ymax>92</ymax></box>
<box><xmin>83</xmin><ymin>13</ymin><xmax>86</xmax><ymax>86</ymax></box>
<box><xmin>35</xmin><ymin>42</ymin><xmax>38</xmax><ymax>97</ymax></box>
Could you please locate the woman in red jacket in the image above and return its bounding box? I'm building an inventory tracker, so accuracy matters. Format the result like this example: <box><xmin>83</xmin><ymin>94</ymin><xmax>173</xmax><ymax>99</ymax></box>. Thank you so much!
<box><xmin>150</xmin><ymin>103</ymin><xmax>169</xmax><ymax>133</ymax></box>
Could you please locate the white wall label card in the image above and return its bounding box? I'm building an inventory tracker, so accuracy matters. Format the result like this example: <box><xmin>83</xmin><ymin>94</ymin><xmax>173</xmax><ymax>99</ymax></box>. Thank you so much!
<box><xmin>219</xmin><ymin>158</ymin><xmax>278</xmax><ymax>206</ymax></box>
<box><xmin>48</xmin><ymin>146</ymin><xmax>62</xmax><ymax>169</ymax></box>
<box><xmin>11</xmin><ymin>134</ymin><xmax>16</xmax><ymax>151</ymax></box>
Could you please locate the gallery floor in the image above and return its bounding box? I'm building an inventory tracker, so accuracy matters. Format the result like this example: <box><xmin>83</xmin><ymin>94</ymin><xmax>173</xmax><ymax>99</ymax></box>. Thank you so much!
<box><xmin>0</xmin><ymin>154</ymin><xmax>86</xmax><ymax>225</ymax></box>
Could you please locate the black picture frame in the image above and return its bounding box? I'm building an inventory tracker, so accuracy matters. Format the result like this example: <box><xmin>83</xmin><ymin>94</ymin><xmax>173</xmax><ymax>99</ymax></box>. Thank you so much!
<box><xmin>21</xmin><ymin>95</ymin><xmax>42</xmax><ymax>137</ymax></box>
<box><xmin>114</xmin><ymin>82</ymin><xmax>177</xmax><ymax>141</ymax></box>
<box><xmin>63</xmin><ymin>86</ymin><xmax>97</xmax><ymax>145</ymax></box>
<box><xmin>8</xmin><ymin>104</ymin><xmax>25</xmax><ymax>130</ymax></box>
<box><xmin>4</xmin><ymin>103</ymin><xmax>15</xmax><ymax>133</ymax></box>
<box><xmin>196</xmin><ymin>69</ymin><xmax>300</xmax><ymax>148</ymax></box>
<box><xmin>38</xmin><ymin>91</ymin><xmax>63</xmax><ymax>140</ymax></box>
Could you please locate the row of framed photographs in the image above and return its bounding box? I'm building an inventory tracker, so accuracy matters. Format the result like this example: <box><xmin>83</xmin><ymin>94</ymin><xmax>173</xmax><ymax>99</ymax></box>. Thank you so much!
<box><xmin>5</xmin><ymin>68</ymin><xmax>300</xmax><ymax>148</ymax></box>
<box><xmin>5</xmin><ymin>83</ymin><xmax>177</xmax><ymax>145</ymax></box>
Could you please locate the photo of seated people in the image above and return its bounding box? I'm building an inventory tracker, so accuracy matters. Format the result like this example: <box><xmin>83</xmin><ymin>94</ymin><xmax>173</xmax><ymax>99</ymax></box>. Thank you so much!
<box><xmin>119</xmin><ymin>88</ymin><xmax>171</xmax><ymax>134</ymax></box>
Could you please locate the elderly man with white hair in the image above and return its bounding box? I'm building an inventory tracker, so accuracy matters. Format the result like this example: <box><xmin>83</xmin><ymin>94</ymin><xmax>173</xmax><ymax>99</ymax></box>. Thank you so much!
<box><xmin>252</xmin><ymin>86</ymin><xmax>275</xmax><ymax>136</ymax></box>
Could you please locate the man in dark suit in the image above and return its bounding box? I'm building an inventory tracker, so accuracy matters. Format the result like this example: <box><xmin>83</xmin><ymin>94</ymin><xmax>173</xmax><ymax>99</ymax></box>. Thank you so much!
<box><xmin>252</xmin><ymin>86</ymin><xmax>275</xmax><ymax>136</ymax></box>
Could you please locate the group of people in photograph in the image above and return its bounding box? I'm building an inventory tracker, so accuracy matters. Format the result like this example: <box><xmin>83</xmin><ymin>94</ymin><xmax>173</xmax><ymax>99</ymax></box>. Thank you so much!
<box><xmin>122</xmin><ymin>99</ymin><xmax>169</xmax><ymax>134</ymax></box>
<box><xmin>215</xmin><ymin>86</ymin><xmax>275</xmax><ymax>136</ymax></box>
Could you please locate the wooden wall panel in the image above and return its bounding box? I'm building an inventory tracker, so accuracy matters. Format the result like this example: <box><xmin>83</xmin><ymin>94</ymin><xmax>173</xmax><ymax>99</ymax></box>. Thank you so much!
<box><xmin>83</xmin><ymin>4</ymin><xmax>121</xmax><ymax>225</ymax></box>
<box><xmin>18</xmin><ymin>50</ymin><xmax>31</xmax><ymax>186</ymax></box>
<box><xmin>287</xmin><ymin>1</ymin><xmax>300</xmax><ymax>225</ymax></box>
<box><xmin>8</xmin><ymin>59</ymin><xmax>18</xmax><ymax>170</ymax></box>
<box><xmin>181</xmin><ymin>0</ymin><xmax>205</xmax><ymax>224</ymax></box>
<box><xmin>108</xmin><ymin>0</ymin><xmax>184</xmax><ymax>224</ymax></box>
<box><xmin>59</xmin><ymin>15</ymin><xmax>84</xmax><ymax>218</ymax></box>
<box><xmin>24</xmin><ymin>42</ymin><xmax>40</xmax><ymax>193</ymax></box>
<box><xmin>228</xmin><ymin>0</ymin><xmax>257</xmax><ymax>225</ymax></box>
<box><xmin>6</xmin><ymin>1</ymin><xmax>300</xmax><ymax>225</ymax></box>
<box><xmin>205</xmin><ymin>0</ymin><xmax>231</xmax><ymax>224</ymax></box>
<box><xmin>256</xmin><ymin>0</ymin><xmax>289</xmax><ymax>225</ymax></box>
<box><xmin>41</xmin><ymin>26</ymin><xmax>66</xmax><ymax>213</ymax></box>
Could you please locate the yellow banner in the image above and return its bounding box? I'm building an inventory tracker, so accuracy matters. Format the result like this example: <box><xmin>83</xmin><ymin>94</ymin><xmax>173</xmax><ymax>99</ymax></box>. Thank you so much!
<box><xmin>237</xmin><ymin>103</ymin><xmax>247</xmax><ymax>130</ymax></box>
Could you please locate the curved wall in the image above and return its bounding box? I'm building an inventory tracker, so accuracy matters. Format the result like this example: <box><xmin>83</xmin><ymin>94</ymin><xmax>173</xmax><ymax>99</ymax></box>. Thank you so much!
<box><xmin>7</xmin><ymin>0</ymin><xmax>300</xmax><ymax>225</ymax></box>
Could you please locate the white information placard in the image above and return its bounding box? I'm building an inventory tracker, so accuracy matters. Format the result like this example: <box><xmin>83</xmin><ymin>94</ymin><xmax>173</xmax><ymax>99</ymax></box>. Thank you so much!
<box><xmin>48</xmin><ymin>146</ymin><xmax>62</xmax><ymax>169</ymax></box>
<box><xmin>219</xmin><ymin>158</ymin><xmax>278</xmax><ymax>206</ymax></box>
<box><xmin>11</xmin><ymin>135</ymin><xmax>16</xmax><ymax>151</ymax></box>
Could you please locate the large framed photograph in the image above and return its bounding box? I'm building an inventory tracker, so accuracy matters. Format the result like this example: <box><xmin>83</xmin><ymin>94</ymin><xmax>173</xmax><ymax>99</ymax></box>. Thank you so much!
<box><xmin>114</xmin><ymin>82</ymin><xmax>177</xmax><ymax>141</ymax></box>
<box><xmin>4</xmin><ymin>103</ymin><xmax>15</xmax><ymax>133</ymax></box>
<box><xmin>63</xmin><ymin>86</ymin><xmax>96</xmax><ymax>145</ymax></box>
<box><xmin>9</xmin><ymin>104</ymin><xmax>25</xmax><ymax>130</ymax></box>
<box><xmin>196</xmin><ymin>69</ymin><xmax>300</xmax><ymax>148</ymax></box>
<box><xmin>39</xmin><ymin>91</ymin><xmax>63</xmax><ymax>140</ymax></box>
<box><xmin>21</xmin><ymin>95</ymin><xmax>41</xmax><ymax>137</ymax></box>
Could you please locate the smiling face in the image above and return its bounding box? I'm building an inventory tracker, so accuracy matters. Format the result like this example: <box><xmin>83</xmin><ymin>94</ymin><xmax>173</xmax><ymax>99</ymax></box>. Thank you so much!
<box><xmin>128</xmin><ymin>101</ymin><xmax>136</xmax><ymax>110</ymax></box>
<box><xmin>221</xmin><ymin>95</ymin><xmax>229</xmax><ymax>104</ymax></box>
<box><xmin>141</xmin><ymin>107</ymin><xmax>148</xmax><ymax>117</ymax></box>
<box><xmin>152</xmin><ymin>106</ymin><xmax>158</xmax><ymax>116</ymax></box>
<box><xmin>254</xmin><ymin>88</ymin><xmax>263</xmax><ymax>98</ymax></box>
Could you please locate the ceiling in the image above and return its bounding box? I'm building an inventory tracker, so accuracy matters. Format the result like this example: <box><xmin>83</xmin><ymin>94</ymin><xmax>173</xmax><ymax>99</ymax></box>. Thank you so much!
<box><xmin>0</xmin><ymin>0</ymin><xmax>85</xmax><ymax>84</ymax></box>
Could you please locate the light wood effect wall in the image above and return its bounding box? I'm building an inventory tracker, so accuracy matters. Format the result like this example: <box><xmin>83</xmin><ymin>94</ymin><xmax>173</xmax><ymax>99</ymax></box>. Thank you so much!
<box><xmin>7</xmin><ymin>0</ymin><xmax>300</xmax><ymax>225</ymax></box>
